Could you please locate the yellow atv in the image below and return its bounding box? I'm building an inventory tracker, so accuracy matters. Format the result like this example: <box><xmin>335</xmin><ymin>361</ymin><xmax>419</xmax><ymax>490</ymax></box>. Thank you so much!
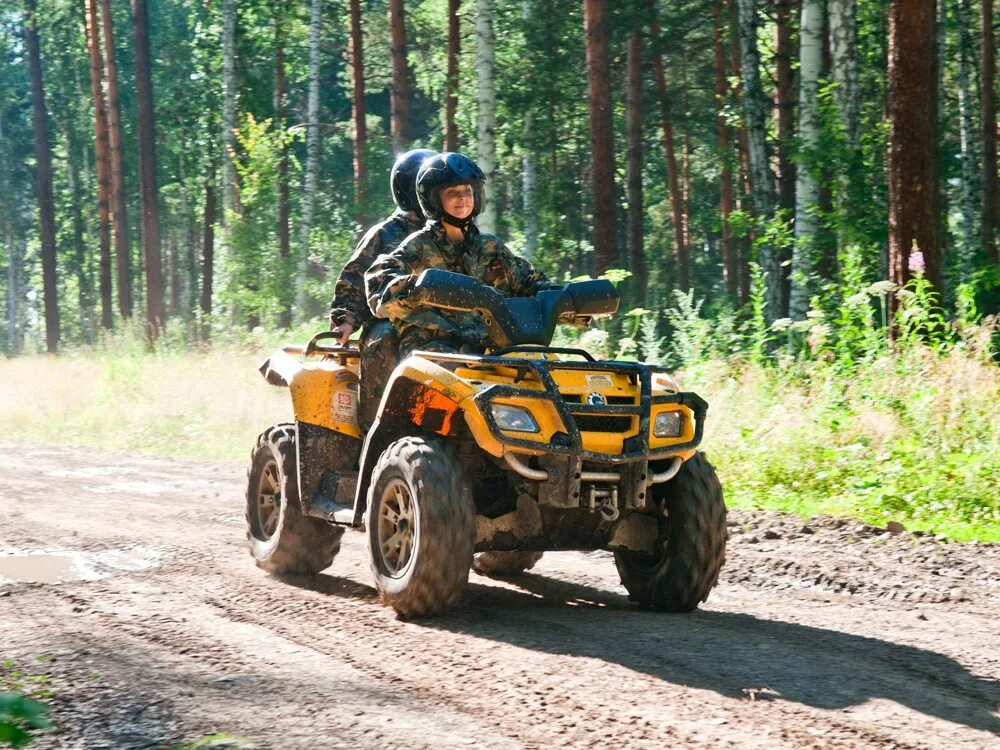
<box><xmin>247</xmin><ymin>270</ymin><xmax>726</xmax><ymax>618</ymax></box>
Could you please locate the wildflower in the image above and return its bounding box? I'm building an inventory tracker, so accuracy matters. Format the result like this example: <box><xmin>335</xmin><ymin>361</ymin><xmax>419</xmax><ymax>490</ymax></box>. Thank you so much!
<box><xmin>770</xmin><ymin>317</ymin><xmax>792</xmax><ymax>332</ymax></box>
<box><xmin>908</xmin><ymin>248</ymin><xmax>926</xmax><ymax>275</ymax></box>
<box><xmin>866</xmin><ymin>280</ymin><xmax>897</xmax><ymax>296</ymax></box>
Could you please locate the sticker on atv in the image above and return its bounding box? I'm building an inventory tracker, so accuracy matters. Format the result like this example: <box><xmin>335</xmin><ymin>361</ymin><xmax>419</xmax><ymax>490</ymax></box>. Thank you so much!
<box><xmin>586</xmin><ymin>374</ymin><xmax>614</xmax><ymax>389</ymax></box>
<box><xmin>332</xmin><ymin>390</ymin><xmax>357</xmax><ymax>425</ymax></box>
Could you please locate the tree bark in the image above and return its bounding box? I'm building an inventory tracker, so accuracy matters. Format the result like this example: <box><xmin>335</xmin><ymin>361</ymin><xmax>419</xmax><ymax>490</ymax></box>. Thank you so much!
<box><xmin>830</xmin><ymin>0</ymin><xmax>861</xmax><ymax>256</ymax></box>
<box><xmin>132</xmin><ymin>0</ymin><xmax>164</xmax><ymax>337</ymax></box>
<box><xmin>98</xmin><ymin>0</ymin><xmax>131</xmax><ymax>320</ymax></box>
<box><xmin>4</xmin><ymin>220</ymin><xmax>19</xmax><ymax>354</ymax></box>
<box><xmin>774</xmin><ymin>0</ymin><xmax>796</xmax><ymax>217</ymax></box>
<box><xmin>649</xmin><ymin>3</ymin><xmax>689</xmax><ymax>291</ymax></box>
<box><xmin>736</xmin><ymin>0</ymin><xmax>780</xmax><ymax>319</ymax></box>
<box><xmin>789</xmin><ymin>0</ymin><xmax>823</xmax><ymax>320</ymax></box>
<box><xmin>625</xmin><ymin>31</ymin><xmax>647</xmax><ymax>302</ymax></box>
<box><xmin>444</xmin><ymin>0</ymin><xmax>460</xmax><ymax>151</ymax></box>
<box><xmin>297</xmin><ymin>0</ymin><xmax>323</xmax><ymax>321</ymax></box>
<box><xmin>713</xmin><ymin>1</ymin><xmax>737</xmax><ymax>297</ymax></box>
<box><xmin>85</xmin><ymin>0</ymin><xmax>113</xmax><ymax>330</ymax></box>
<box><xmin>584</xmin><ymin>0</ymin><xmax>616</xmax><ymax>275</ymax></box>
<box><xmin>274</xmin><ymin>1</ymin><xmax>291</xmax><ymax>327</ymax></box>
<box><xmin>349</xmin><ymin>0</ymin><xmax>368</xmax><ymax>224</ymax></box>
<box><xmin>982</xmin><ymin>0</ymin><xmax>998</xmax><ymax>262</ymax></box>
<box><xmin>475</xmin><ymin>0</ymin><xmax>497</xmax><ymax>233</ymax></box>
<box><xmin>520</xmin><ymin>0</ymin><xmax>537</xmax><ymax>258</ymax></box>
<box><xmin>201</xmin><ymin>177</ymin><xmax>215</xmax><ymax>325</ymax></box>
<box><xmin>887</xmin><ymin>0</ymin><xmax>941</xmax><ymax>292</ymax></box>
<box><xmin>389</xmin><ymin>0</ymin><xmax>409</xmax><ymax>151</ymax></box>
<box><xmin>956</xmin><ymin>0</ymin><xmax>979</xmax><ymax>275</ymax></box>
<box><xmin>221</xmin><ymin>0</ymin><xmax>236</xmax><ymax>263</ymax></box>
<box><xmin>25</xmin><ymin>0</ymin><xmax>60</xmax><ymax>352</ymax></box>
<box><xmin>168</xmin><ymin>229</ymin><xmax>180</xmax><ymax>316</ymax></box>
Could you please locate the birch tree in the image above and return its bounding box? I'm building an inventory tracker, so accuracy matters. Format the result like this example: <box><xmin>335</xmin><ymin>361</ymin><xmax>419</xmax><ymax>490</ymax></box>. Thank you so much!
<box><xmin>736</xmin><ymin>0</ymin><xmax>780</xmax><ymax>319</ymax></box>
<box><xmin>956</xmin><ymin>0</ymin><xmax>979</xmax><ymax>273</ymax></box>
<box><xmin>789</xmin><ymin>0</ymin><xmax>823</xmax><ymax>320</ymax></box>
<box><xmin>981</xmin><ymin>0</ymin><xmax>997</xmax><ymax>262</ymax></box>
<box><xmin>475</xmin><ymin>0</ymin><xmax>497</xmax><ymax>234</ymax></box>
<box><xmin>296</xmin><ymin>0</ymin><xmax>322</xmax><ymax>321</ymax></box>
<box><xmin>829</xmin><ymin>0</ymin><xmax>861</xmax><ymax>253</ymax></box>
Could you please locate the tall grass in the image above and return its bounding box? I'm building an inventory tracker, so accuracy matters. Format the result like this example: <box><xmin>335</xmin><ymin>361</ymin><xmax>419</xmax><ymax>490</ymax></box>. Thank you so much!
<box><xmin>3</xmin><ymin>276</ymin><xmax>998</xmax><ymax>541</ymax></box>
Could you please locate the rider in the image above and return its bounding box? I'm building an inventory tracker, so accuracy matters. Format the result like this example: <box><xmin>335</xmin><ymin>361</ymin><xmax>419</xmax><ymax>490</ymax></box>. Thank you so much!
<box><xmin>365</xmin><ymin>152</ymin><xmax>553</xmax><ymax>357</ymax></box>
<box><xmin>328</xmin><ymin>148</ymin><xmax>436</xmax><ymax>428</ymax></box>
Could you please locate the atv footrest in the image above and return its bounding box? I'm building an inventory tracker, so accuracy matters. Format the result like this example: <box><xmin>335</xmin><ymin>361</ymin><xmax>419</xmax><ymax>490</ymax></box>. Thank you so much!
<box><xmin>306</xmin><ymin>494</ymin><xmax>356</xmax><ymax>525</ymax></box>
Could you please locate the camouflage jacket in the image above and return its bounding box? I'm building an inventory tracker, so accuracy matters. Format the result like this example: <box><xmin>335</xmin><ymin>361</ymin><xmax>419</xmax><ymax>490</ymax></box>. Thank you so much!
<box><xmin>328</xmin><ymin>210</ymin><xmax>424</xmax><ymax>329</ymax></box>
<box><xmin>365</xmin><ymin>221</ymin><xmax>552</xmax><ymax>353</ymax></box>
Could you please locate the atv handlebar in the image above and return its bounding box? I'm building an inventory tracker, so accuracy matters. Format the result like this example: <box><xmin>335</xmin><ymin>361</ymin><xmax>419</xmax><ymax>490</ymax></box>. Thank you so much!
<box><xmin>408</xmin><ymin>269</ymin><xmax>619</xmax><ymax>348</ymax></box>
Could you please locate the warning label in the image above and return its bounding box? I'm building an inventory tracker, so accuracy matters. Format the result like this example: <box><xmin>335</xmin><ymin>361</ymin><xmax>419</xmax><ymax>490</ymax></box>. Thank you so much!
<box><xmin>585</xmin><ymin>374</ymin><xmax>614</xmax><ymax>390</ymax></box>
<box><xmin>332</xmin><ymin>390</ymin><xmax>357</xmax><ymax>425</ymax></box>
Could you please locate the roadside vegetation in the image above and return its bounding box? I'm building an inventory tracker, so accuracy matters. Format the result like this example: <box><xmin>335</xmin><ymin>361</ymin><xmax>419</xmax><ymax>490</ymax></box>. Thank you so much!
<box><xmin>3</xmin><ymin>268</ymin><xmax>997</xmax><ymax>543</ymax></box>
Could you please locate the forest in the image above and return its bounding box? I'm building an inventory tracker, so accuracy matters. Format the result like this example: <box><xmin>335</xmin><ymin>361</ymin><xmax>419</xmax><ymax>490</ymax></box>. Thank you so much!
<box><xmin>1</xmin><ymin>0</ymin><xmax>998</xmax><ymax>537</ymax></box>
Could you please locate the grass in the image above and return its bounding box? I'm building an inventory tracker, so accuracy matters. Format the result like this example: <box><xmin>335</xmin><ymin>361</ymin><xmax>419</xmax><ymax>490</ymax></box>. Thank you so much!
<box><xmin>2</xmin><ymin>325</ymin><xmax>997</xmax><ymax>542</ymax></box>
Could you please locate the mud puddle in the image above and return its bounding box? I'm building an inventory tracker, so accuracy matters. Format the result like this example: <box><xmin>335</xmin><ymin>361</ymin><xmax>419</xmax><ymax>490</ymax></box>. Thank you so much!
<box><xmin>0</xmin><ymin>545</ymin><xmax>168</xmax><ymax>585</ymax></box>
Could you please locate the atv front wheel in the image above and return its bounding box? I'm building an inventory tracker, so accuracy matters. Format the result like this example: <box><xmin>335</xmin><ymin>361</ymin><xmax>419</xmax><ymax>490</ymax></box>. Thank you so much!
<box><xmin>245</xmin><ymin>423</ymin><xmax>344</xmax><ymax>574</ymax></box>
<box><xmin>614</xmin><ymin>452</ymin><xmax>726</xmax><ymax>612</ymax></box>
<box><xmin>472</xmin><ymin>551</ymin><xmax>544</xmax><ymax>577</ymax></box>
<box><xmin>366</xmin><ymin>437</ymin><xmax>475</xmax><ymax>618</ymax></box>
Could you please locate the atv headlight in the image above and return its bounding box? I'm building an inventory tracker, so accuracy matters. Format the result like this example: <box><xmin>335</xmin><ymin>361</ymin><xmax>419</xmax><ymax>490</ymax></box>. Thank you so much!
<box><xmin>491</xmin><ymin>404</ymin><xmax>540</xmax><ymax>433</ymax></box>
<box><xmin>653</xmin><ymin>410</ymin><xmax>684</xmax><ymax>438</ymax></box>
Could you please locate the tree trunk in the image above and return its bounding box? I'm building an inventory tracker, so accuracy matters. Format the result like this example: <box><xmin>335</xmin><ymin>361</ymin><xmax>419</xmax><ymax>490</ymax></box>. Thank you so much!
<box><xmin>85</xmin><ymin>0</ymin><xmax>113</xmax><ymax>330</ymax></box>
<box><xmin>274</xmin><ymin>2</ymin><xmax>292</xmax><ymax>327</ymax></box>
<box><xmin>349</xmin><ymin>0</ymin><xmax>368</xmax><ymax>224</ymax></box>
<box><xmin>625</xmin><ymin>31</ymin><xmax>647</xmax><ymax>303</ymax></box>
<box><xmin>774</xmin><ymin>0</ymin><xmax>796</xmax><ymax>216</ymax></box>
<box><xmin>444</xmin><ymin>0</ymin><xmax>460</xmax><ymax>151</ymax></box>
<box><xmin>201</xmin><ymin>177</ymin><xmax>215</xmax><ymax>328</ymax></box>
<box><xmin>221</xmin><ymin>0</ymin><xmax>236</xmax><ymax>265</ymax></box>
<box><xmin>736</xmin><ymin>0</ymin><xmax>780</xmax><ymax>319</ymax></box>
<box><xmin>887</xmin><ymin>0</ymin><xmax>941</xmax><ymax>292</ymax></box>
<box><xmin>789</xmin><ymin>0</ymin><xmax>822</xmax><ymax>320</ymax></box>
<box><xmin>297</xmin><ymin>0</ymin><xmax>323</xmax><ymax>321</ymax></box>
<box><xmin>956</xmin><ymin>0</ymin><xmax>979</xmax><ymax>275</ymax></box>
<box><xmin>584</xmin><ymin>0</ymin><xmax>616</xmax><ymax>275</ymax></box>
<box><xmin>25</xmin><ymin>0</ymin><xmax>60</xmax><ymax>352</ymax></box>
<box><xmin>829</xmin><ymin>0</ymin><xmax>861</xmax><ymax>255</ymax></box>
<box><xmin>981</xmin><ymin>0</ymin><xmax>998</xmax><ymax>262</ymax></box>
<box><xmin>98</xmin><ymin>0</ymin><xmax>131</xmax><ymax>320</ymax></box>
<box><xmin>389</xmin><ymin>0</ymin><xmax>409</xmax><ymax>151</ymax></box>
<box><xmin>168</xmin><ymin>229</ymin><xmax>180</xmax><ymax>316</ymax></box>
<box><xmin>132</xmin><ymin>0</ymin><xmax>164</xmax><ymax>337</ymax></box>
<box><xmin>475</xmin><ymin>0</ymin><xmax>497</xmax><ymax>233</ymax></box>
<box><xmin>649</xmin><ymin>3</ymin><xmax>689</xmax><ymax>291</ymax></box>
<box><xmin>520</xmin><ymin>1</ymin><xmax>537</xmax><ymax>257</ymax></box>
<box><xmin>4</xmin><ymin>219</ymin><xmax>19</xmax><ymax>354</ymax></box>
<box><xmin>713</xmin><ymin>1</ymin><xmax>737</xmax><ymax>298</ymax></box>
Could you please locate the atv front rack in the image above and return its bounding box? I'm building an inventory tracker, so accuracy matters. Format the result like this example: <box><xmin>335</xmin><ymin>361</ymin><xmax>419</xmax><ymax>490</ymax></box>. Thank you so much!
<box><xmin>411</xmin><ymin>348</ymin><xmax>707</xmax><ymax>466</ymax></box>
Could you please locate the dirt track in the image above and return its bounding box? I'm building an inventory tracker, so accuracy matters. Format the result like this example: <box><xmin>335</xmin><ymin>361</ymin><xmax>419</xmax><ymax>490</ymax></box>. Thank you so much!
<box><xmin>1</xmin><ymin>443</ymin><xmax>998</xmax><ymax>749</ymax></box>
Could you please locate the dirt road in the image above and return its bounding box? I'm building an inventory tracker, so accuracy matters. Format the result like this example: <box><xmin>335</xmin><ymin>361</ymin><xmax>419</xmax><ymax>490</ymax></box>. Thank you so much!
<box><xmin>1</xmin><ymin>443</ymin><xmax>997</xmax><ymax>749</ymax></box>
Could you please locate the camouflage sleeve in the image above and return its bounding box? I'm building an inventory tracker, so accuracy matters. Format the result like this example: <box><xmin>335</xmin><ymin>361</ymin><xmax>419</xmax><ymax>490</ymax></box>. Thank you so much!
<box><xmin>329</xmin><ymin>224</ymin><xmax>382</xmax><ymax>329</ymax></box>
<box><xmin>365</xmin><ymin>236</ymin><xmax>466</xmax><ymax>338</ymax></box>
<box><xmin>481</xmin><ymin>235</ymin><xmax>556</xmax><ymax>298</ymax></box>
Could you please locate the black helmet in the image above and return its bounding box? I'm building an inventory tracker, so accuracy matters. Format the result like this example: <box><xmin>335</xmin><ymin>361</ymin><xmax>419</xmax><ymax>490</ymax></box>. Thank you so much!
<box><xmin>390</xmin><ymin>148</ymin><xmax>437</xmax><ymax>214</ymax></box>
<box><xmin>415</xmin><ymin>152</ymin><xmax>485</xmax><ymax>222</ymax></box>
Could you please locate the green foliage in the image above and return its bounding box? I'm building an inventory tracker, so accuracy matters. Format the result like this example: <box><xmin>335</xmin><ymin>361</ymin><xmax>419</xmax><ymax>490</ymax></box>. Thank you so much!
<box><xmin>0</xmin><ymin>693</ymin><xmax>52</xmax><ymax>748</ymax></box>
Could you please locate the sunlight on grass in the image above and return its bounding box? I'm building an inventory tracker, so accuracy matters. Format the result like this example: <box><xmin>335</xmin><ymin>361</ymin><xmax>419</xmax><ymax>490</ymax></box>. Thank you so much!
<box><xmin>2</xmin><ymin>327</ymin><xmax>997</xmax><ymax>542</ymax></box>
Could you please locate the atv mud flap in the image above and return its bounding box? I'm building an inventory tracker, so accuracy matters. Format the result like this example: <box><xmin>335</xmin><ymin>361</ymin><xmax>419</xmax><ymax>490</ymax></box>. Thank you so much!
<box><xmin>296</xmin><ymin>421</ymin><xmax>362</xmax><ymax>524</ymax></box>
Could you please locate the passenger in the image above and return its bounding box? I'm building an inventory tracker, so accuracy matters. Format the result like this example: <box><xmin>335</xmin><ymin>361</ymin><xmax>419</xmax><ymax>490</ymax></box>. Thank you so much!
<box><xmin>328</xmin><ymin>148</ymin><xmax>436</xmax><ymax>429</ymax></box>
<box><xmin>365</xmin><ymin>152</ymin><xmax>553</xmax><ymax>357</ymax></box>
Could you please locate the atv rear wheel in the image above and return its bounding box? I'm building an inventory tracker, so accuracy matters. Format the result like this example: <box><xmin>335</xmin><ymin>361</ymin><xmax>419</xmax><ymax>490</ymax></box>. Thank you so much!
<box><xmin>245</xmin><ymin>423</ymin><xmax>344</xmax><ymax>574</ymax></box>
<box><xmin>614</xmin><ymin>452</ymin><xmax>726</xmax><ymax>612</ymax></box>
<box><xmin>366</xmin><ymin>437</ymin><xmax>475</xmax><ymax>618</ymax></box>
<box><xmin>472</xmin><ymin>551</ymin><xmax>544</xmax><ymax>577</ymax></box>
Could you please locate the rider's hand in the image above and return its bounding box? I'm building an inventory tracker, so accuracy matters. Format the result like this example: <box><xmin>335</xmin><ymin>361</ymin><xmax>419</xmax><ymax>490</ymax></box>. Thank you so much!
<box><xmin>331</xmin><ymin>322</ymin><xmax>355</xmax><ymax>345</ymax></box>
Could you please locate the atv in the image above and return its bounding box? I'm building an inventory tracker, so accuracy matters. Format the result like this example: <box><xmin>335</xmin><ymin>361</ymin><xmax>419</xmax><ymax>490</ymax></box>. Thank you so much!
<box><xmin>246</xmin><ymin>270</ymin><xmax>726</xmax><ymax>618</ymax></box>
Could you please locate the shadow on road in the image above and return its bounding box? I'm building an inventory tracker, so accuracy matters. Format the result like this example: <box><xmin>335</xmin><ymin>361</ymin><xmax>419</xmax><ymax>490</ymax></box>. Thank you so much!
<box><xmin>427</xmin><ymin>571</ymin><xmax>1000</xmax><ymax>736</ymax></box>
